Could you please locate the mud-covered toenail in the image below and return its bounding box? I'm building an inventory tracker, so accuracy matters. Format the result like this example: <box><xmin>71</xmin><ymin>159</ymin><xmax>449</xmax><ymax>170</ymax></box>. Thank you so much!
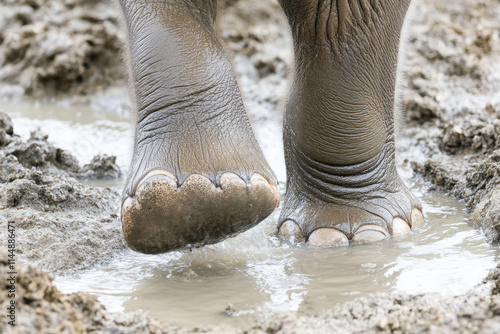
<box><xmin>279</xmin><ymin>220</ymin><xmax>303</xmax><ymax>242</ymax></box>
<box><xmin>308</xmin><ymin>228</ymin><xmax>349</xmax><ymax>247</ymax></box>
<box><xmin>135</xmin><ymin>170</ymin><xmax>177</xmax><ymax>199</ymax></box>
<box><xmin>220</xmin><ymin>172</ymin><xmax>246</xmax><ymax>189</ymax></box>
<box><xmin>250</xmin><ymin>173</ymin><xmax>280</xmax><ymax>206</ymax></box>
<box><xmin>352</xmin><ymin>225</ymin><xmax>388</xmax><ymax>244</ymax></box>
<box><xmin>250</xmin><ymin>173</ymin><xmax>268</xmax><ymax>185</ymax></box>
<box><xmin>121</xmin><ymin>196</ymin><xmax>136</xmax><ymax>219</ymax></box>
<box><xmin>181</xmin><ymin>174</ymin><xmax>216</xmax><ymax>192</ymax></box>
<box><xmin>137</xmin><ymin>169</ymin><xmax>176</xmax><ymax>188</ymax></box>
<box><xmin>392</xmin><ymin>218</ymin><xmax>411</xmax><ymax>236</ymax></box>
<box><xmin>122</xmin><ymin>171</ymin><xmax>179</xmax><ymax>251</ymax></box>
<box><xmin>411</xmin><ymin>208</ymin><xmax>425</xmax><ymax>229</ymax></box>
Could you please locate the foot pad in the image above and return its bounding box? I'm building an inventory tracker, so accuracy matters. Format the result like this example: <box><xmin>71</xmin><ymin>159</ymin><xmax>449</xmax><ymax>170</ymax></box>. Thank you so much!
<box><xmin>122</xmin><ymin>170</ymin><xmax>279</xmax><ymax>253</ymax></box>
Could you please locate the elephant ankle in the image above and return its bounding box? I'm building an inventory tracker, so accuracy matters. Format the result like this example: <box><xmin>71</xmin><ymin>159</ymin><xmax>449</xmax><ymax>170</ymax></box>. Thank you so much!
<box><xmin>285</xmin><ymin>144</ymin><xmax>400</xmax><ymax>202</ymax></box>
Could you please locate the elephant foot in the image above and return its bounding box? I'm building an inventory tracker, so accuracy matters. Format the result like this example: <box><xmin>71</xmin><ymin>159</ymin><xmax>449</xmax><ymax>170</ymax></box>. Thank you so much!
<box><xmin>122</xmin><ymin>170</ymin><xmax>279</xmax><ymax>254</ymax></box>
<box><xmin>118</xmin><ymin>0</ymin><xmax>279</xmax><ymax>253</ymax></box>
<box><xmin>278</xmin><ymin>184</ymin><xmax>424</xmax><ymax>247</ymax></box>
<box><xmin>278</xmin><ymin>0</ymin><xmax>420</xmax><ymax>247</ymax></box>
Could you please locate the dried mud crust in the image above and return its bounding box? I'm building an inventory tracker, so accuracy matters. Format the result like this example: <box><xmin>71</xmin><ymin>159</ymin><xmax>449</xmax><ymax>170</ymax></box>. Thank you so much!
<box><xmin>2</xmin><ymin>250</ymin><xmax>500</xmax><ymax>334</ymax></box>
<box><xmin>0</xmin><ymin>111</ymin><xmax>125</xmax><ymax>274</ymax></box>
<box><xmin>0</xmin><ymin>0</ymin><xmax>124</xmax><ymax>99</ymax></box>
<box><xmin>398</xmin><ymin>0</ymin><xmax>500</xmax><ymax>243</ymax></box>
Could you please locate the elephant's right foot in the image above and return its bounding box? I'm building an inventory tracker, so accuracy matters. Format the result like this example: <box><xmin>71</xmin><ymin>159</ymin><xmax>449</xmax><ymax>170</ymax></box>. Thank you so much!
<box><xmin>277</xmin><ymin>147</ymin><xmax>424</xmax><ymax>247</ymax></box>
<box><xmin>278</xmin><ymin>0</ymin><xmax>422</xmax><ymax>246</ymax></box>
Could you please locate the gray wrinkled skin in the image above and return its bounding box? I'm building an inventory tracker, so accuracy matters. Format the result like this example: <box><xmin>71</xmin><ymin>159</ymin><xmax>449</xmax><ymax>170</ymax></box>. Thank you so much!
<box><xmin>278</xmin><ymin>0</ymin><xmax>421</xmax><ymax>239</ymax></box>
<box><xmin>119</xmin><ymin>0</ymin><xmax>275</xmax><ymax>192</ymax></box>
<box><xmin>118</xmin><ymin>0</ymin><xmax>278</xmax><ymax>253</ymax></box>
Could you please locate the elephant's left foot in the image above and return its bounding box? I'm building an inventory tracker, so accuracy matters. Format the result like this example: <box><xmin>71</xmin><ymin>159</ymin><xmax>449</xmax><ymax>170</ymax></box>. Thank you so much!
<box><xmin>278</xmin><ymin>192</ymin><xmax>424</xmax><ymax>247</ymax></box>
<box><xmin>277</xmin><ymin>153</ymin><xmax>424</xmax><ymax>247</ymax></box>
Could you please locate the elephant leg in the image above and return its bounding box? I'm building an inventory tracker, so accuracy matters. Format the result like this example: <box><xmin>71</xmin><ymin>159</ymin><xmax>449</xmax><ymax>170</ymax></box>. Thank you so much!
<box><xmin>118</xmin><ymin>0</ymin><xmax>279</xmax><ymax>254</ymax></box>
<box><xmin>278</xmin><ymin>0</ymin><xmax>424</xmax><ymax>246</ymax></box>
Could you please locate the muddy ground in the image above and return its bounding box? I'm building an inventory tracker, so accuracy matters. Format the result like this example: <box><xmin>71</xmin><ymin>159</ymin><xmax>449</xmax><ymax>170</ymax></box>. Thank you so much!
<box><xmin>1</xmin><ymin>0</ymin><xmax>500</xmax><ymax>332</ymax></box>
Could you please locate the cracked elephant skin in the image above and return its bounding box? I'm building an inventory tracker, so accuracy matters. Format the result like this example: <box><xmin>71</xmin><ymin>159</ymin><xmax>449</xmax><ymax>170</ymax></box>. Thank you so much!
<box><xmin>117</xmin><ymin>0</ymin><xmax>423</xmax><ymax>254</ymax></box>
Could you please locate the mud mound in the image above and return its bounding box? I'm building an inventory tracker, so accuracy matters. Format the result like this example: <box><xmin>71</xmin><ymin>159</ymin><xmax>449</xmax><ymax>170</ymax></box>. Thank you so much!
<box><xmin>0</xmin><ymin>112</ymin><xmax>125</xmax><ymax>274</ymax></box>
<box><xmin>253</xmin><ymin>273</ymin><xmax>500</xmax><ymax>334</ymax></box>
<box><xmin>0</xmin><ymin>251</ymin><xmax>192</xmax><ymax>334</ymax></box>
<box><xmin>397</xmin><ymin>0</ymin><xmax>500</xmax><ymax>243</ymax></box>
<box><xmin>0</xmin><ymin>112</ymin><xmax>121</xmax><ymax>211</ymax></box>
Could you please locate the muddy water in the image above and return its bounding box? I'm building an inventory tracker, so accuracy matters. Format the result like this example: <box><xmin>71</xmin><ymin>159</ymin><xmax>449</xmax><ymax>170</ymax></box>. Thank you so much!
<box><xmin>3</xmin><ymin>103</ymin><xmax>499</xmax><ymax>329</ymax></box>
<box><xmin>2</xmin><ymin>102</ymin><xmax>133</xmax><ymax>177</ymax></box>
<box><xmin>52</xmin><ymin>192</ymin><xmax>498</xmax><ymax>329</ymax></box>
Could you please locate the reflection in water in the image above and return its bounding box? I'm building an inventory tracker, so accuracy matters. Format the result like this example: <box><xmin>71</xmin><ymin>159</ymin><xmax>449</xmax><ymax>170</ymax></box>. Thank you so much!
<box><xmin>5</xmin><ymin>102</ymin><xmax>498</xmax><ymax>328</ymax></box>
<box><xmin>390</xmin><ymin>200</ymin><xmax>494</xmax><ymax>297</ymax></box>
<box><xmin>246</xmin><ymin>258</ymin><xmax>311</xmax><ymax>313</ymax></box>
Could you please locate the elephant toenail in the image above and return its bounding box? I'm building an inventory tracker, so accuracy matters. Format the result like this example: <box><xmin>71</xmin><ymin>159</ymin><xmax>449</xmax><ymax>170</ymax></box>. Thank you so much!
<box><xmin>135</xmin><ymin>171</ymin><xmax>177</xmax><ymax>200</ymax></box>
<box><xmin>279</xmin><ymin>220</ymin><xmax>303</xmax><ymax>242</ymax></box>
<box><xmin>308</xmin><ymin>228</ymin><xmax>349</xmax><ymax>247</ymax></box>
<box><xmin>251</xmin><ymin>173</ymin><xmax>280</xmax><ymax>205</ymax></box>
<box><xmin>136</xmin><ymin>169</ymin><xmax>177</xmax><ymax>192</ymax></box>
<box><xmin>392</xmin><ymin>218</ymin><xmax>411</xmax><ymax>236</ymax></box>
<box><xmin>121</xmin><ymin>196</ymin><xmax>137</xmax><ymax>220</ymax></box>
<box><xmin>220</xmin><ymin>172</ymin><xmax>246</xmax><ymax>189</ymax></box>
<box><xmin>411</xmin><ymin>208</ymin><xmax>425</xmax><ymax>229</ymax></box>
<box><xmin>352</xmin><ymin>225</ymin><xmax>388</xmax><ymax>244</ymax></box>
<box><xmin>180</xmin><ymin>174</ymin><xmax>217</xmax><ymax>193</ymax></box>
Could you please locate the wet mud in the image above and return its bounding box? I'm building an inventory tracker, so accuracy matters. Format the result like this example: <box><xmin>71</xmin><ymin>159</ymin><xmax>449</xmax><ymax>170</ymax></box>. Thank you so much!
<box><xmin>0</xmin><ymin>111</ymin><xmax>124</xmax><ymax>275</ymax></box>
<box><xmin>1</xmin><ymin>250</ymin><xmax>500</xmax><ymax>333</ymax></box>
<box><xmin>1</xmin><ymin>0</ymin><xmax>500</xmax><ymax>332</ymax></box>
<box><xmin>399</xmin><ymin>0</ymin><xmax>500</xmax><ymax>243</ymax></box>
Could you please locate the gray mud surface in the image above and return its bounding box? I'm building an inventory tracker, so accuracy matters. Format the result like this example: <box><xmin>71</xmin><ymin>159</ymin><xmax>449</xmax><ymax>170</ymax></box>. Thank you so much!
<box><xmin>0</xmin><ymin>0</ymin><xmax>124</xmax><ymax>99</ymax></box>
<box><xmin>1</xmin><ymin>0</ymin><xmax>500</xmax><ymax>332</ymax></box>
<box><xmin>1</xmin><ymin>250</ymin><xmax>500</xmax><ymax>334</ymax></box>
<box><xmin>400</xmin><ymin>0</ymin><xmax>500</xmax><ymax>244</ymax></box>
<box><xmin>0</xmin><ymin>111</ymin><xmax>124</xmax><ymax>275</ymax></box>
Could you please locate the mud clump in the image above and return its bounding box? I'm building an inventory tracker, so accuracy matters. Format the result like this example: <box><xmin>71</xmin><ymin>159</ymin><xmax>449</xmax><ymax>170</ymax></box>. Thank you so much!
<box><xmin>4</xmin><ymin>131</ymin><xmax>80</xmax><ymax>173</ymax></box>
<box><xmin>0</xmin><ymin>0</ymin><xmax>124</xmax><ymax>99</ymax></box>
<box><xmin>78</xmin><ymin>154</ymin><xmax>121</xmax><ymax>179</ymax></box>
<box><xmin>0</xmin><ymin>112</ymin><xmax>121</xmax><ymax>182</ymax></box>
<box><xmin>440</xmin><ymin>116</ymin><xmax>500</xmax><ymax>154</ymax></box>
<box><xmin>0</xmin><ymin>112</ymin><xmax>125</xmax><ymax>274</ymax></box>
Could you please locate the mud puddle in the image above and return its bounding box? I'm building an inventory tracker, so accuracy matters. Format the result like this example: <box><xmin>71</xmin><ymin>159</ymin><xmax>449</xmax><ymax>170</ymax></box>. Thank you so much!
<box><xmin>3</xmin><ymin>103</ymin><xmax>499</xmax><ymax>329</ymax></box>
<box><xmin>52</xmin><ymin>189</ymin><xmax>498</xmax><ymax>329</ymax></box>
